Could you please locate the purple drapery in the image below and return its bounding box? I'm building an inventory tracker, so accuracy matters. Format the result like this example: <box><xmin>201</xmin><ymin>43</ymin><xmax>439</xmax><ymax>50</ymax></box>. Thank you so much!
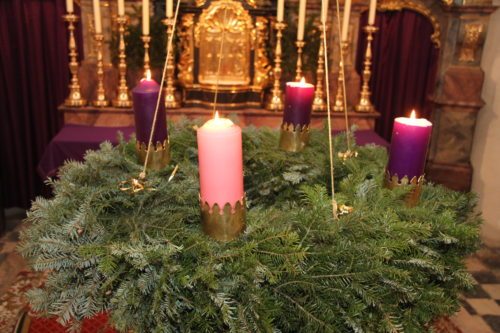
<box><xmin>355</xmin><ymin>10</ymin><xmax>439</xmax><ymax>141</ymax></box>
<box><xmin>0</xmin><ymin>0</ymin><xmax>83</xmax><ymax>208</ymax></box>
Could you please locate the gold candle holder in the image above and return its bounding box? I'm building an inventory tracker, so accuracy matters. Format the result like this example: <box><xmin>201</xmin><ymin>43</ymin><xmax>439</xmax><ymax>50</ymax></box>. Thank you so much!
<box><xmin>93</xmin><ymin>33</ymin><xmax>109</xmax><ymax>107</ymax></box>
<box><xmin>355</xmin><ymin>25</ymin><xmax>378</xmax><ymax>113</ymax></box>
<box><xmin>279</xmin><ymin>123</ymin><xmax>310</xmax><ymax>152</ymax></box>
<box><xmin>312</xmin><ymin>24</ymin><xmax>327</xmax><ymax>112</ymax></box>
<box><xmin>266</xmin><ymin>21</ymin><xmax>286</xmax><ymax>112</ymax></box>
<box><xmin>162</xmin><ymin>18</ymin><xmax>180</xmax><ymax>109</ymax></box>
<box><xmin>141</xmin><ymin>35</ymin><xmax>151</xmax><ymax>75</ymax></box>
<box><xmin>63</xmin><ymin>14</ymin><xmax>86</xmax><ymax>107</ymax></box>
<box><xmin>201</xmin><ymin>197</ymin><xmax>246</xmax><ymax>242</ymax></box>
<box><xmin>333</xmin><ymin>41</ymin><xmax>349</xmax><ymax>112</ymax></box>
<box><xmin>136</xmin><ymin>140</ymin><xmax>171</xmax><ymax>171</ymax></box>
<box><xmin>385</xmin><ymin>171</ymin><xmax>424</xmax><ymax>207</ymax></box>
<box><xmin>295</xmin><ymin>40</ymin><xmax>305</xmax><ymax>81</ymax></box>
<box><xmin>113</xmin><ymin>16</ymin><xmax>132</xmax><ymax>108</ymax></box>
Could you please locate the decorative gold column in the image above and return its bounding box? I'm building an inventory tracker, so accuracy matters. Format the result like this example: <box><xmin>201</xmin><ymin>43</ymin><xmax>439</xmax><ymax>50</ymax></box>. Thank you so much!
<box><xmin>355</xmin><ymin>25</ymin><xmax>378</xmax><ymax>113</ymax></box>
<box><xmin>93</xmin><ymin>33</ymin><xmax>109</xmax><ymax>107</ymax></box>
<box><xmin>333</xmin><ymin>42</ymin><xmax>348</xmax><ymax>112</ymax></box>
<box><xmin>63</xmin><ymin>14</ymin><xmax>86</xmax><ymax>107</ymax></box>
<box><xmin>162</xmin><ymin>17</ymin><xmax>180</xmax><ymax>109</ymax></box>
<box><xmin>112</xmin><ymin>16</ymin><xmax>132</xmax><ymax>108</ymax></box>
<box><xmin>312</xmin><ymin>24</ymin><xmax>327</xmax><ymax>112</ymax></box>
<box><xmin>295</xmin><ymin>40</ymin><xmax>305</xmax><ymax>81</ymax></box>
<box><xmin>141</xmin><ymin>35</ymin><xmax>151</xmax><ymax>75</ymax></box>
<box><xmin>266</xmin><ymin>21</ymin><xmax>286</xmax><ymax>112</ymax></box>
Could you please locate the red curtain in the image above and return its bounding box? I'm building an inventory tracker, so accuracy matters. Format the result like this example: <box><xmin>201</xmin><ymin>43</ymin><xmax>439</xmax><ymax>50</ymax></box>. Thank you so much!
<box><xmin>0</xmin><ymin>0</ymin><xmax>82</xmax><ymax>208</ymax></box>
<box><xmin>355</xmin><ymin>10</ymin><xmax>439</xmax><ymax>141</ymax></box>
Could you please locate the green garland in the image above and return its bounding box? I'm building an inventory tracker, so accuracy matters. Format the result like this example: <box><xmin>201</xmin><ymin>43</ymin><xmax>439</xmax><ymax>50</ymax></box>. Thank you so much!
<box><xmin>19</xmin><ymin>121</ymin><xmax>481</xmax><ymax>332</ymax></box>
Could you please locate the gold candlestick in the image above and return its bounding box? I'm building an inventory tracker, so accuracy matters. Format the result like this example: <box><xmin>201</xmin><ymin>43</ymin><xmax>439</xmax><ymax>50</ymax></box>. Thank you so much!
<box><xmin>355</xmin><ymin>25</ymin><xmax>378</xmax><ymax>113</ymax></box>
<box><xmin>333</xmin><ymin>42</ymin><xmax>348</xmax><ymax>112</ymax></box>
<box><xmin>63</xmin><ymin>14</ymin><xmax>86</xmax><ymax>107</ymax></box>
<box><xmin>162</xmin><ymin>18</ymin><xmax>180</xmax><ymax>109</ymax></box>
<box><xmin>295</xmin><ymin>40</ymin><xmax>305</xmax><ymax>81</ymax></box>
<box><xmin>266</xmin><ymin>21</ymin><xmax>286</xmax><ymax>112</ymax></box>
<box><xmin>312</xmin><ymin>24</ymin><xmax>327</xmax><ymax>112</ymax></box>
<box><xmin>141</xmin><ymin>35</ymin><xmax>151</xmax><ymax>75</ymax></box>
<box><xmin>93</xmin><ymin>33</ymin><xmax>109</xmax><ymax>107</ymax></box>
<box><xmin>113</xmin><ymin>16</ymin><xmax>132</xmax><ymax>108</ymax></box>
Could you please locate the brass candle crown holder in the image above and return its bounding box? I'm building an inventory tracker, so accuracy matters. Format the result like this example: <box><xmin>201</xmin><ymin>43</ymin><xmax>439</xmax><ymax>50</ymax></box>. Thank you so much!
<box><xmin>384</xmin><ymin>171</ymin><xmax>425</xmax><ymax>207</ymax></box>
<box><xmin>136</xmin><ymin>140</ymin><xmax>171</xmax><ymax>171</ymax></box>
<box><xmin>279</xmin><ymin>122</ymin><xmax>310</xmax><ymax>152</ymax></box>
<box><xmin>201</xmin><ymin>196</ymin><xmax>246</xmax><ymax>242</ymax></box>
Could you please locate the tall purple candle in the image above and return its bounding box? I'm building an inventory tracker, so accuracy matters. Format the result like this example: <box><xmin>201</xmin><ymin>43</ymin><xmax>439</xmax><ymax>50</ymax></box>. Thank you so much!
<box><xmin>387</xmin><ymin>111</ymin><xmax>433</xmax><ymax>180</ymax></box>
<box><xmin>132</xmin><ymin>71</ymin><xmax>167</xmax><ymax>145</ymax></box>
<box><xmin>283</xmin><ymin>79</ymin><xmax>315</xmax><ymax>127</ymax></box>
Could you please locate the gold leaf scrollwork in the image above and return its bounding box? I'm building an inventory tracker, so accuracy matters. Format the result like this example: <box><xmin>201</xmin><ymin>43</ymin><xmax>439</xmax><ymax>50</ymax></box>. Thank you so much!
<box><xmin>378</xmin><ymin>0</ymin><xmax>441</xmax><ymax>48</ymax></box>
<box><xmin>253</xmin><ymin>16</ymin><xmax>271</xmax><ymax>89</ymax></box>
<box><xmin>178</xmin><ymin>14</ymin><xmax>195</xmax><ymax>86</ymax></box>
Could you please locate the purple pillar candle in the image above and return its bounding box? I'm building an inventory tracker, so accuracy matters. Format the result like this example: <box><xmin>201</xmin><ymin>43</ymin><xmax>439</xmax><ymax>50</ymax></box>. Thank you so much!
<box><xmin>132</xmin><ymin>71</ymin><xmax>167</xmax><ymax>145</ymax></box>
<box><xmin>387</xmin><ymin>111</ymin><xmax>433</xmax><ymax>180</ymax></box>
<box><xmin>283</xmin><ymin>78</ymin><xmax>315</xmax><ymax>127</ymax></box>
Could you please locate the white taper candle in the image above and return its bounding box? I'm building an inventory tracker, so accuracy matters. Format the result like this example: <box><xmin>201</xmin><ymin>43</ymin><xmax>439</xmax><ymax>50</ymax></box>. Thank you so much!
<box><xmin>321</xmin><ymin>0</ymin><xmax>329</xmax><ymax>24</ymax></box>
<box><xmin>341</xmin><ymin>0</ymin><xmax>352</xmax><ymax>42</ymax></box>
<box><xmin>297</xmin><ymin>0</ymin><xmax>307</xmax><ymax>41</ymax></box>
<box><xmin>277</xmin><ymin>0</ymin><xmax>284</xmax><ymax>22</ymax></box>
<box><xmin>166</xmin><ymin>0</ymin><xmax>173</xmax><ymax>18</ymax></box>
<box><xmin>142</xmin><ymin>0</ymin><xmax>150</xmax><ymax>35</ymax></box>
<box><xmin>368</xmin><ymin>0</ymin><xmax>377</xmax><ymax>25</ymax></box>
<box><xmin>93</xmin><ymin>0</ymin><xmax>102</xmax><ymax>34</ymax></box>
<box><xmin>66</xmin><ymin>0</ymin><xmax>74</xmax><ymax>13</ymax></box>
<box><xmin>118</xmin><ymin>0</ymin><xmax>125</xmax><ymax>16</ymax></box>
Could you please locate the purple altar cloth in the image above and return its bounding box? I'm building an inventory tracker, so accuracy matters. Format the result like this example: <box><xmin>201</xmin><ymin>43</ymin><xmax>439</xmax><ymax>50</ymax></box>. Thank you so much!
<box><xmin>37</xmin><ymin>125</ymin><xmax>134</xmax><ymax>179</ymax></box>
<box><xmin>37</xmin><ymin>125</ymin><xmax>389</xmax><ymax>180</ymax></box>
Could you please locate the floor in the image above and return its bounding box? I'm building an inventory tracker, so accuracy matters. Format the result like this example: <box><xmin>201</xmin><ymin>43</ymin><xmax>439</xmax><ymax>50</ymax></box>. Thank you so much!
<box><xmin>1</xmin><ymin>210</ymin><xmax>500</xmax><ymax>332</ymax></box>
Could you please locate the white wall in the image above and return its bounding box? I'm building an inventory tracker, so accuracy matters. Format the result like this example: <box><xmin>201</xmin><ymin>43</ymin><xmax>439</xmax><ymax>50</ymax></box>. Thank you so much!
<box><xmin>471</xmin><ymin>5</ymin><xmax>500</xmax><ymax>247</ymax></box>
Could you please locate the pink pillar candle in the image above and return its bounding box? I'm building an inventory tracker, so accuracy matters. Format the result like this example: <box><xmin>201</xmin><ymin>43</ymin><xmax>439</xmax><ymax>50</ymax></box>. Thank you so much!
<box><xmin>197</xmin><ymin>113</ymin><xmax>244</xmax><ymax>209</ymax></box>
<box><xmin>387</xmin><ymin>111</ymin><xmax>432</xmax><ymax>180</ymax></box>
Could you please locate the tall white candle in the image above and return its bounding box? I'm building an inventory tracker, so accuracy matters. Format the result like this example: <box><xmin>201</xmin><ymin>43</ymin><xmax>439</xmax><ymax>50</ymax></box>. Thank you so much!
<box><xmin>93</xmin><ymin>0</ymin><xmax>102</xmax><ymax>34</ymax></box>
<box><xmin>66</xmin><ymin>0</ymin><xmax>74</xmax><ymax>13</ymax></box>
<box><xmin>321</xmin><ymin>0</ymin><xmax>329</xmax><ymax>24</ymax></box>
<box><xmin>297</xmin><ymin>0</ymin><xmax>307</xmax><ymax>41</ymax></box>
<box><xmin>368</xmin><ymin>0</ymin><xmax>377</xmax><ymax>25</ymax></box>
<box><xmin>277</xmin><ymin>0</ymin><xmax>284</xmax><ymax>22</ymax></box>
<box><xmin>341</xmin><ymin>0</ymin><xmax>352</xmax><ymax>42</ymax></box>
<box><xmin>166</xmin><ymin>0</ymin><xmax>173</xmax><ymax>18</ymax></box>
<box><xmin>118</xmin><ymin>0</ymin><xmax>125</xmax><ymax>16</ymax></box>
<box><xmin>142</xmin><ymin>0</ymin><xmax>150</xmax><ymax>35</ymax></box>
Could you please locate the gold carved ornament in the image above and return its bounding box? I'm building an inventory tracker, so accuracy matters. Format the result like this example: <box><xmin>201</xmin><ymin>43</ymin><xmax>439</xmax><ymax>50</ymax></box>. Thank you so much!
<box><xmin>253</xmin><ymin>16</ymin><xmax>271</xmax><ymax>89</ymax></box>
<box><xmin>458</xmin><ymin>23</ymin><xmax>483</xmax><ymax>62</ymax></box>
<box><xmin>378</xmin><ymin>0</ymin><xmax>441</xmax><ymax>48</ymax></box>
<box><xmin>195</xmin><ymin>0</ymin><xmax>256</xmax><ymax>8</ymax></box>
<box><xmin>177</xmin><ymin>14</ymin><xmax>195</xmax><ymax>86</ymax></box>
<box><xmin>194</xmin><ymin>0</ymin><xmax>254</xmax><ymax>86</ymax></box>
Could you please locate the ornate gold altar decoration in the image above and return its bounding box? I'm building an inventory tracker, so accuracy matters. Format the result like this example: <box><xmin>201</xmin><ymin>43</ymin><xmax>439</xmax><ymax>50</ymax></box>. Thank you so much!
<box><xmin>195</xmin><ymin>1</ymin><xmax>253</xmax><ymax>86</ymax></box>
<box><xmin>378</xmin><ymin>0</ymin><xmax>441</xmax><ymax>48</ymax></box>
<box><xmin>458</xmin><ymin>23</ymin><xmax>483</xmax><ymax>63</ymax></box>
<box><xmin>178</xmin><ymin>0</ymin><xmax>271</xmax><ymax>108</ymax></box>
<box><xmin>113</xmin><ymin>15</ymin><xmax>132</xmax><ymax>108</ymax></box>
<box><xmin>93</xmin><ymin>33</ymin><xmax>109</xmax><ymax>107</ymax></box>
<box><xmin>178</xmin><ymin>14</ymin><xmax>195</xmax><ymax>86</ymax></box>
<box><xmin>64</xmin><ymin>13</ymin><xmax>86</xmax><ymax>107</ymax></box>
